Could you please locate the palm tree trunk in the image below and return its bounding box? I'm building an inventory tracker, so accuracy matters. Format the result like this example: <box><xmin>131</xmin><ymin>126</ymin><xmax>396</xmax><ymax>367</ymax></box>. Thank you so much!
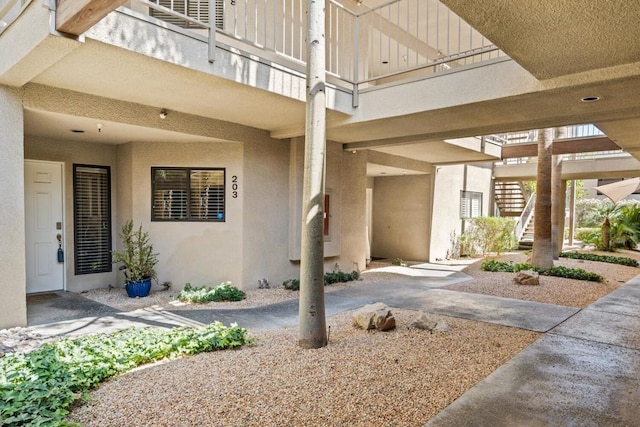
<box><xmin>298</xmin><ymin>0</ymin><xmax>327</xmax><ymax>349</ymax></box>
<box><xmin>551</xmin><ymin>127</ymin><xmax>566</xmax><ymax>259</ymax></box>
<box><xmin>531</xmin><ymin>128</ymin><xmax>555</xmax><ymax>269</ymax></box>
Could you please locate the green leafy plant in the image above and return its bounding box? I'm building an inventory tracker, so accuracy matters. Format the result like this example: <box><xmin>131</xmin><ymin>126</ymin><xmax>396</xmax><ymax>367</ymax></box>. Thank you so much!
<box><xmin>391</xmin><ymin>258</ymin><xmax>407</xmax><ymax>267</ymax></box>
<box><xmin>575</xmin><ymin>228</ymin><xmax>601</xmax><ymax>247</ymax></box>
<box><xmin>560</xmin><ymin>251</ymin><xmax>639</xmax><ymax>267</ymax></box>
<box><xmin>282</xmin><ymin>278</ymin><xmax>300</xmax><ymax>291</ymax></box>
<box><xmin>324</xmin><ymin>270</ymin><xmax>360</xmax><ymax>285</ymax></box>
<box><xmin>0</xmin><ymin>323</ymin><xmax>251</xmax><ymax>426</ymax></box>
<box><xmin>177</xmin><ymin>282</ymin><xmax>245</xmax><ymax>303</ymax></box>
<box><xmin>282</xmin><ymin>270</ymin><xmax>360</xmax><ymax>291</ymax></box>
<box><xmin>112</xmin><ymin>220</ymin><xmax>159</xmax><ymax>284</ymax></box>
<box><xmin>481</xmin><ymin>260</ymin><xmax>603</xmax><ymax>282</ymax></box>
<box><xmin>460</xmin><ymin>217</ymin><xmax>517</xmax><ymax>256</ymax></box>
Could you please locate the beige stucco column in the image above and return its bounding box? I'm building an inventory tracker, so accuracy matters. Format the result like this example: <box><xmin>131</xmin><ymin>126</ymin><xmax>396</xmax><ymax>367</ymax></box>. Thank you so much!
<box><xmin>0</xmin><ymin>85</ymin><xmax>27</xmax><ymax>328</ymax></box>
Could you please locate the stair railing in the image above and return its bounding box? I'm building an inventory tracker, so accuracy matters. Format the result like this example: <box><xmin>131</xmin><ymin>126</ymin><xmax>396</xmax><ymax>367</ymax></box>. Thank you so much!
<box><xmin>515</xmin><ymin>192</ymin><xmax>535</xmax><ymax>242</ymax></box>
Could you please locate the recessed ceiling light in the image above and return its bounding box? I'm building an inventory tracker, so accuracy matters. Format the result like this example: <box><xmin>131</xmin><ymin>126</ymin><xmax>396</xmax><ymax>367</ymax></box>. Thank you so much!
<box><xmin>70</xmin><ymin>129</ymin><xmax>85</xmax><ymax>133</ymax></box>
<box><xmin>581</xmin><ymin>96</ymin><xmax>600</xmax><ymax>103</ymax></box>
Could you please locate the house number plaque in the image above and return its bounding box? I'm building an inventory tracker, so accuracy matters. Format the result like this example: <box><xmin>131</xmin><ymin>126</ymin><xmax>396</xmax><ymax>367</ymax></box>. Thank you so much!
<box><xmin>232</xmin><ymin>175</ymin><xmax>239</xmax><ymax>198</ymax></box>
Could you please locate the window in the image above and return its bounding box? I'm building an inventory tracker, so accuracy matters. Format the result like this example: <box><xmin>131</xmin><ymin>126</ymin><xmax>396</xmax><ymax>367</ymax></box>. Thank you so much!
<box><xmin>460</xmin><ymin>191</ymin><xmax>482</xmax><ymax>219</ymax></box>
<box><xmin>149</xmin><ymin>0</ymin><xmax>224</xmax><ymax>29</ymax></box>
<box><xmin>73</xmin><ymin>165</ymin><xmax>112</xmax><ymax>275</ymax></box>
<box><xmin>152</xmin><ymin>167</ymin><xmax>225</xmax><ymax>221</ymax></box>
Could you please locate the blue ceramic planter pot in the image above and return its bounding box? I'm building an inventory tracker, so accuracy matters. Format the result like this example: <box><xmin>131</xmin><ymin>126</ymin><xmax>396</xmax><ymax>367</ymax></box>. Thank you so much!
<box><xmin>125</xmin><ymin>278</ymin><xmax>152</xmax><ymax>298</ymax></box>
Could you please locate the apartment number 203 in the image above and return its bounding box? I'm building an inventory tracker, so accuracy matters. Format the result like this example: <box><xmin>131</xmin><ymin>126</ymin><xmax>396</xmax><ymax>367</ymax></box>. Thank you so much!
<box><xmin>232</xmin><ymin>175</ymin><xmax>239</xmax><ymax>198</ymax></box>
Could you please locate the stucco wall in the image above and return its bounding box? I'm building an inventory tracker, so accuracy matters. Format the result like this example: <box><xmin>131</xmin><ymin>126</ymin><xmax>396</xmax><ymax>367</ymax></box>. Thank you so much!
<box><xmin>120</xmin><ymin>141</ymin><xmax>244</xmax><ymax>290</ymax></box>
<box><xmin>24</xmin><ymin>136</ymin><xmax>119</xmax><ymax>292</ymax></box>
<box><xmin>430</xmin><ymin>163</ymin><xmax>493</xmax><ymax>261</ymax></box>
<box><xmin>288</xmin><ymin>138</ymin><xmax>343</xmax><ymax>262</ymax></box>
<box><xmin>339</xmin><ymin>150</ymin><xmax>368</xmax><ymax>272</ymax></box>
<box><xmin>0</xmin><ymin>85</ymin><xmax>27</xmax><ymax>328</ymax></box>
<box><xmin>241</xmin><ymin>137</ymin><xmax>297</xmax><ymax>288</ymax></box>
<box><xmin>371</xmin><ymin>174</ymin><xmax>431</xmax><ymax>261</ymax></box>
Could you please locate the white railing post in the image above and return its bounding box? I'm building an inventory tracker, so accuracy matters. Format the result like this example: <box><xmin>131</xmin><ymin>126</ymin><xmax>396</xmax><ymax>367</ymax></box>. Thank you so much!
<box><xmin>208</xmin><ymin>0</ymin><xmax>216</xmax><ymax>63</ymax></box>
<box><xmin>352</xmin><ymin>13</ymin><xmax>359</xmax><ymax>107</ymax></box>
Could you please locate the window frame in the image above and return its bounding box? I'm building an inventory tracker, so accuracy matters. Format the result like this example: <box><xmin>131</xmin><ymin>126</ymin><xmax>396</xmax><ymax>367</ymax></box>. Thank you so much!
<box><xmin>460</xmin><ymin>190</ymin><xmax>483</xmax><ymax>219</ymax></box>
<box><xmin>73</xmin><ymin>164</ymin><xmax>113</xmax><ymax>275</ymax></box>
<box><xmin>151</xmin><ymin>167</ymin><xmax>226</xmax><ymax>222</ymax></box>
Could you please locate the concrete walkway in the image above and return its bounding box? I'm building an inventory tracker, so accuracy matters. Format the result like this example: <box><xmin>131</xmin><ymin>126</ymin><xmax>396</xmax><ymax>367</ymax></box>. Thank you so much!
<box><xmin>426</xmin><ymin>276</ymin><xmax>640</xmax><ymax>427</ymax></box>
<box><xmin>25</xmin><ymin>267</ymin><xmax>640</xmax><ymax>426</ymax></box>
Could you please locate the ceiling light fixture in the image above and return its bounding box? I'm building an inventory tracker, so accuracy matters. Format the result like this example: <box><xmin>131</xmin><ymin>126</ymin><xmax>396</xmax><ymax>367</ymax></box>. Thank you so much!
<box><xmin>581</xmin><ymin>96</ymin><xmax>600</xmax><ymax>103</ymax></box>
<box><xmin>356</xmin><ymin>0</ymin><xmax>363</xmax><ymax>5</ymax></box>
<box><xmin>159</xmin><ymin>109</ymin><xmax>168</xmax><ymax>119</ymax></box>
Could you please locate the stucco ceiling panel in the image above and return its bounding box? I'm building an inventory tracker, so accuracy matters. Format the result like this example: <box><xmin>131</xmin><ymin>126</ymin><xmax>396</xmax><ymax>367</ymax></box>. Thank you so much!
<box><xmin>441</xmin><ymin>0</ymin><xmax>640</xmax><ymax>80</ymax></box>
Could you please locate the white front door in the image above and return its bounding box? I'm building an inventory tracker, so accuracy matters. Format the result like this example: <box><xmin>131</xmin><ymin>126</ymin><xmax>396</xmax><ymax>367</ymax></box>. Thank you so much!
<box><xmin>24</xmin><ymin>160</ymin><xmax>64</xmax><ymax>293</ymax></box>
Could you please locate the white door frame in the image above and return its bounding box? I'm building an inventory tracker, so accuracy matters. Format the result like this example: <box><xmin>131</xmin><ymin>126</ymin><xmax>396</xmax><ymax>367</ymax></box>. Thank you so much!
<box><xmin>24</xmin><ymin>159</ymin><xmax>66</xmax><ymax>293</ymax></box>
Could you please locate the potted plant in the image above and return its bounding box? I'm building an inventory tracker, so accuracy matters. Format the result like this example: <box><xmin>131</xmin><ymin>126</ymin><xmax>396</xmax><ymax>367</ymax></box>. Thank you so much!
<box><xmin>112</xmin><ymin>220</ymin><xmax>159</xmax><ymax>298</ymax></box>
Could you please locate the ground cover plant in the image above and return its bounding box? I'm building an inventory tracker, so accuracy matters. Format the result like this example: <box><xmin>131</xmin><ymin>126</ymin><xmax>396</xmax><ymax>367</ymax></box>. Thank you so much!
<box><xmin>0</xmin><ymin>323</ymin><xmax>251</xmax><ymax>426</ymax></box>
<box><xmin>559</xmin><ymin>251</ymin><xmax>639</xmax><ymax>267</ymax></box>
<box><xmin>283</xmin><ymin>270</ymin><xmax>360</xmax><ymax>291</ymax></box>
<box><xmin>178</xmin><ymin>282</ymin><xmax>245</xmax><ymax>303</ymax></box>
<box><xmin>481</xmin><ymin>259</ymin><xmax>604</xmax><ymax>282</ymax></box>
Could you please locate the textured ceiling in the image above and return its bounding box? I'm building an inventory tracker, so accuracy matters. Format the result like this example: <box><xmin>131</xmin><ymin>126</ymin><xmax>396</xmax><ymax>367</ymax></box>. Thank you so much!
<box><xmin>441</xmin><ymin>0</ymin><xmax>640</xmax><ymax>80</ymax></box>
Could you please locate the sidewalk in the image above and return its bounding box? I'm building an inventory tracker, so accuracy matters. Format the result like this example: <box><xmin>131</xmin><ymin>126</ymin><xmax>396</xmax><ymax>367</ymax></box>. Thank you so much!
<box><xmin>426</xmin><ymin>276</ymin><xmax>640</xmax><ymax>427</ymax></box>
<box><xmin>25</xmin><ymin>268</ymin><xmax>640</xmax><ymax>426</ymax></box>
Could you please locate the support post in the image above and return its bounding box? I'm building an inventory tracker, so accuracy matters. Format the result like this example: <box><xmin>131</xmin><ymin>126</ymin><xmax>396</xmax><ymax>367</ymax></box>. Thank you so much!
<box><xmin>298</xmin><ymin>0</ymin><xmax>327</xmax><ymax>349</ymax></box>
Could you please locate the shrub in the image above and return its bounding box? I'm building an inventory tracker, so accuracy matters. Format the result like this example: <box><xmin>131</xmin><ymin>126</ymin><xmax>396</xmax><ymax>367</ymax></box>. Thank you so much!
<box><xmin>282</xmin><ymin>270</ymin><xmax>360</xmax><ymax>291</ymax></box>
<box><xmin>282</xmin><ymin>278</ymin><xmax>300</xmax><ymax>291</ymax></box>
<box><xmin>460</xmin><ymin>217</ymin><xmax>517</xmax><ymax>256</ymax></box>
<box><xmin>324</xmin><ymin>270</ymin><xmax>360</xmax><ymax>285</ymax></box>
<box><xmin>575</xmin><ymin>228</ymin><xmax>601</xmax><ymax>246</ymax></box>
<box><xmin>560</xmin><ymin>251</ymin><xmax>639</xmax><ymax>267</ymax></box>
<box><xmin>480</xmin><ymin>260</ymin><xmax>603</xmax><ymax>282</ymax></box>
<box><xmin>391</xmin><ymin>258</ymin><xmax>407</xmax><ymax>267</ymax></box>
<box><xmin>0</xmin><ymin>323</ymin><xmax>251</xmax><ymax>426</ymax></box>
<box><xmin>178</xmin><ymin>282</ymin><xmax>245</xmax><ymax>303</ymax></box>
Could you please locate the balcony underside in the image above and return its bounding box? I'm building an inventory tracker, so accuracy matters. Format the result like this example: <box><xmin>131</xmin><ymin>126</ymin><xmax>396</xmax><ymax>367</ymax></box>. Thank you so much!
<box><xmin>4</xmin><ymin>1</ymin><xmax>640</xmax><ymax>169</ymax></box>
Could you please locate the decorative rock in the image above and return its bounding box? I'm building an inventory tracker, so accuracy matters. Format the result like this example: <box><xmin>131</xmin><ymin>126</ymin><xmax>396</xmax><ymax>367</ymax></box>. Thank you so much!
<box><xmin>410</xmin><ymin>313</ymin><xmax>451</xmax><ymax>333</ymax></box>
<box><xmin>513</xmin><ymin>270</ymin><xmax>540</xmax><ymax>286</ymax></box>
<box><xmin>410</xmin><ymin>313</ymin><xmax>438</xmax><ymax>331</ymax></box>
<box><xmin>0</xmin><ymin>327</ymin><xmax>48</xmax><ymax>356</ymax></box>
<box><xmin>433</xmin><ymin>320</ymin><xmax>451</xmax><ymax>334</ymax></box>
<box><xmin>353</xmin><ymin>302</ymin><xmax>396</xmax><ymax>331</ymax></box>
<box><xmin>258</xmin><ymin>278</ymin><xmax>270</xmax><ymax>289</ymax></box>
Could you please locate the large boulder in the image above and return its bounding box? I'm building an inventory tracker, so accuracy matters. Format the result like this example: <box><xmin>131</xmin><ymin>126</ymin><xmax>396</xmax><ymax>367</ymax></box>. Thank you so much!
<box><xmin>513</xmin><ymin>270</ymin><xmax>540</xmax><ymax>286</ymax></box>
<box><xmin>353</xmin><ymin>302</ymin><xmax>396</xmax><ymax>331</ymax></box>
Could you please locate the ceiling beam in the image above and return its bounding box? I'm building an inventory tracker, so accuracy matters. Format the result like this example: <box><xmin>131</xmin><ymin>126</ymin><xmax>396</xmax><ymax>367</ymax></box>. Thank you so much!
<box><xmin>501</xmin><ymin>136</ymin><xmax>620</xmax><ymax>159</ymax></box>
<box><xmin>56</xmin><ymin>0</ymin><xmax>127</xmax><ymax>36</ymax></box>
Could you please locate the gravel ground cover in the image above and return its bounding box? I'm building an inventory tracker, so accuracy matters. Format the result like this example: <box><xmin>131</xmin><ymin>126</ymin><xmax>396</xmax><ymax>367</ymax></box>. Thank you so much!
<box><xmin>68</xmin><ymin>310</ymin><xmax>538</xmax><ymax>426</ymax></box>
<box><xmin>446</xmin><ymin>249</ymin><xmax>640</xmax><ymax>307</ymax></box>
<box><xmin>67</xmin><ymin>249</ymin><xmax>640</xmax><ymax>426</ymax></box>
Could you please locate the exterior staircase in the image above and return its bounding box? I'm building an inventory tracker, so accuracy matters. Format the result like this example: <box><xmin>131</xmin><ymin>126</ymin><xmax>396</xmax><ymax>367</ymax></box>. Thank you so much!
<box><xmin>494</xmin><ymin>181</ymin><xmax>527</xmax><ymax>217</ymax></box>
<box><xmin>494</xmin><ymin>180</ymin><xmax>535</xmax><ymax>250</ymax></box>
<box><xmin>518</xmin><ymin>213</ymin><xmax>535</xmax><ymax>250</ymax></box>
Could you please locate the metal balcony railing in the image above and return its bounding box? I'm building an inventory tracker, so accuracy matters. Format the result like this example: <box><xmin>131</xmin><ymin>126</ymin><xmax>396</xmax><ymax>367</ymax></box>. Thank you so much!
<box><xmin>0</xmin><ymin>0</ymin><xmax>32</xmax><ymax>35</ymax></box>
<box><xmin>129</xmin><ymin>0</ymin><xmax>503</xmax><ymax>88</ymax></box>
<box><xmin>492</xmin><ymin>124</ymin><xmax>625</xmax><ymax>165</ymax></box>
